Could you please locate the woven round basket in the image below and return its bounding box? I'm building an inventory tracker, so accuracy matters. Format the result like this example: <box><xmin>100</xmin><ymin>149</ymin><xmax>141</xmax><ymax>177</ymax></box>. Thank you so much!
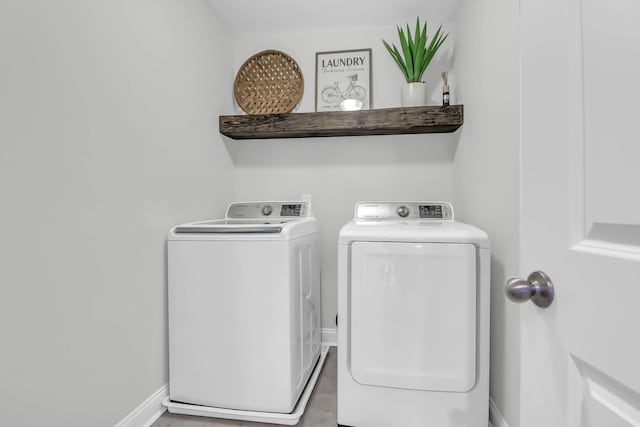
<box><xmin>234</xmin><ymin>50</ymin><xmax>304</xmax><ymax>115</ymax></box>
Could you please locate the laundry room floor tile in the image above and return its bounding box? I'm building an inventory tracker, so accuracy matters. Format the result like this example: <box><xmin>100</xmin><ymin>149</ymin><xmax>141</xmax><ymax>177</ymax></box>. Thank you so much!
<box><xmin>153</xmin><ymin>347</ymin><xmax>337</xmax><ymax>427</ymax></box>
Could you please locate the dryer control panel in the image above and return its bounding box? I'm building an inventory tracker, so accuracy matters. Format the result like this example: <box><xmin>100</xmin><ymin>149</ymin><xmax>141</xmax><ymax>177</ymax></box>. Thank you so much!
<box><xmin>226</xmin><ymin>201</ymin><xmax>312</xmax><ymax>219</ymax></box>
<box><xmin>355</xmin><ymin>202</ymin><xmax>454</xmax><ymax>220</ymax></box>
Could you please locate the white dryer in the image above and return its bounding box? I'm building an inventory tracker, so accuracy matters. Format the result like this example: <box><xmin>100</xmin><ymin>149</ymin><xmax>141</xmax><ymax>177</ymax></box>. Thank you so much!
<box><xmin>165</xmin><ymin>201</ymin><xmax>323</xmax><ymax>424</ymax></box>
<box><xmin>337</xmin><ymin>202</ymin><xmax>490</xmax><ymax>427</ymax></box>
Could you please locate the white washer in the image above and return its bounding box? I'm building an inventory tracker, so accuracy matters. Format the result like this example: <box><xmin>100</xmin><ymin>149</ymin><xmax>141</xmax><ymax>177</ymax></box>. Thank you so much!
<box><xmin>337</xmin><ymin>202</ymin><xmax>490</xmax><ymax>427</ymax></box>
<box><xmin>165</xmin><ymin>201</ymin><xmax>322</xmax><ymax>424</ymax></box>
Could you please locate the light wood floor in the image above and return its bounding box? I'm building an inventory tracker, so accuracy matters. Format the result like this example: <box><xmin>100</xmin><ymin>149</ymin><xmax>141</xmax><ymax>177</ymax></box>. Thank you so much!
<box><xmin>153</xmin><ymin>347</ymin><xmax>337</xmax><ymax>427</ymax></box>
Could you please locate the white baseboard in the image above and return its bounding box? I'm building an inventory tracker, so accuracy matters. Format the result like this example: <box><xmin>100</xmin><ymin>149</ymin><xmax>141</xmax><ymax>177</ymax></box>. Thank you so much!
<box><xmin>489</xmin><ymin>396</ymin><xmax>509</xmax><ymax>427</ymax></box>
<box><xmin>321</xmin><ymin>327</ymin><xmax>337</xmax><ymax>346</ymax></box>
<box><xmin>114</xmin><ymin>384</ymin><xmax>168</xmax><ymax>427</ymax></box>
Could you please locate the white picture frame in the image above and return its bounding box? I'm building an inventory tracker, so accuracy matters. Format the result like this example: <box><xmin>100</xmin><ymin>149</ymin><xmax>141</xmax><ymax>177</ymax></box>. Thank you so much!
<box><xmin>315</xmin><ymin>48</ymin><xmax>372</xmax><ymax>112</ymax></box>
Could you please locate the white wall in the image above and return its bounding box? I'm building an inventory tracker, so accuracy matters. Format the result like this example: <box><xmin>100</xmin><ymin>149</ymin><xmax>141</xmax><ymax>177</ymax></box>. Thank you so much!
<box><xmin>0</xmin><ymin>1</ymin><xmax>233</xmax><ymax>426</ymax></box>
<box><xmin>228</xmin><ymin>25</ymin><xmax>459</xmax><ymax>329</ymax></box>
<box><xmin>451</xmin><ymin>0</ymin><xmax>521</xmax><ymax>425</ymax></box>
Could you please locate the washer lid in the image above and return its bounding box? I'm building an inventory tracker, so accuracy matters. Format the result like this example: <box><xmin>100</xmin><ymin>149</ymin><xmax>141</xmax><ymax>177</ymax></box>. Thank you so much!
<box><xmin>169</xmin><ymin>201</ymin><xmax>317</xmax><ymax>240</ymax></box>
<box><xmin>169</xmin><ymin>217</ymin><xmax>318</xmax><ymax>241</ymax></box>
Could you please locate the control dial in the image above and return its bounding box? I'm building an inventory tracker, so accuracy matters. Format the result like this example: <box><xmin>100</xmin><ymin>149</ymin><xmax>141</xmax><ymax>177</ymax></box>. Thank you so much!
<box><xmin>261</xmin><ymin>205</ymin><xmax>273</xmax><ymax>216</ymax></box>
<box><xmin>396</xmin><ymin>206</ymin><xmax>410</xmax><ymax>218</ymax></box>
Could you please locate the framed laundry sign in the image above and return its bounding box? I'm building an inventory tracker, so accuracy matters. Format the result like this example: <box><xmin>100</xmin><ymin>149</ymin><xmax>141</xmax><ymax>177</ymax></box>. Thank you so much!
<box><xmin>315</xmin><ymin>48</ymin><xmax>372</xmax><ymax>112</ymax></box>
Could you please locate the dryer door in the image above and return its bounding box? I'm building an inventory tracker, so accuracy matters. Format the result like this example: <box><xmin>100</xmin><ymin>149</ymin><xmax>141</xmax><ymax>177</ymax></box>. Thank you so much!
<box><xmin>349</xmin><ymin>241</ymin><xmax>476</xmax><ymax>392</ymax></box>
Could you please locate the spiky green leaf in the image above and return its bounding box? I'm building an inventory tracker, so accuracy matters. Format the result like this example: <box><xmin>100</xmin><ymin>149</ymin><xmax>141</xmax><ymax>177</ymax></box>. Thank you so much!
<box><xmin>383</xmin><ymin>40</ymin><xmax>410</xmax><ymax>81</ymax></box>
<box><xmin>413</xmin><ymin>20</ymin><xmax>428</xmax><ymax>81</ymax></box>
<box><xmin>397</xmin><ymin>26</ymin><xmax>413</xmax><ymax>81</ymax></box>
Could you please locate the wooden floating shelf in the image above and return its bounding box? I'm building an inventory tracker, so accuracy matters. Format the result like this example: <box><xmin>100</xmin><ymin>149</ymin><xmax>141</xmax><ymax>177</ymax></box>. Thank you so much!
<box><xmin>219</xmin><ymin>105</ymin><xmax>463</xmax><ymax>140</ymax></box>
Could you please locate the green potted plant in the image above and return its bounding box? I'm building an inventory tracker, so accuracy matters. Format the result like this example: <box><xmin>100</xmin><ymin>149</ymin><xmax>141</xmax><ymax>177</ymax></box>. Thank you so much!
<box><xmin>383</xmin><ymin>17</ymin><xmax>448</xmax><ymax>106</ymax></box>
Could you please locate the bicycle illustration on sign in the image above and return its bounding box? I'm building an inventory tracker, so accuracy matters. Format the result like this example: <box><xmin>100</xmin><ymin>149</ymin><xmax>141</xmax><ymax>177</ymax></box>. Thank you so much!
<box><xmin>321</xmin><ymin>74</ymin><xmax>367</xmax><ymax>105</ymax></box>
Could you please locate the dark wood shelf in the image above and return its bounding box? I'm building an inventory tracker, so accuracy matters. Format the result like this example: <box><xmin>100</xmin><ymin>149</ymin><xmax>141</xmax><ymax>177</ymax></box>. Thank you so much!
<box><xmin>219</xmin><ymin>105</ymin><xmax>463</xmax><ymax>140</ymax></box>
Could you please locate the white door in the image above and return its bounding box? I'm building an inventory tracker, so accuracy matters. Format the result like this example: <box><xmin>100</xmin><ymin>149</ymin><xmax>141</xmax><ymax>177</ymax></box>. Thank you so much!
<box><xmin>519</xmin><ymin>0</ymin><xmax>640</xmax><ymax>426</ymax></box>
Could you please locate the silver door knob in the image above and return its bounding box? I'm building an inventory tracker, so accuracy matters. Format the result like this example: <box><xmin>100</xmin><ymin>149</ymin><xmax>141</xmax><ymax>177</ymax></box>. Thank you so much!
<box><xmin>505</xmin><ymin>271</ymin><xmax>555</xmax><ymax>308</ymax></box>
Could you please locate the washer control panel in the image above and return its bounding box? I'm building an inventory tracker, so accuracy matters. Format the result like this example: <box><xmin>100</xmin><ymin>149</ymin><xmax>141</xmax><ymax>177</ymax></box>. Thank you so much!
<box><xmin>355</xmin><ymin>202</ymin><xmax>454</xmax><ymax>220</ymax></box>
<box><xmin>227</xmin><ymin>201</ymin><xmax>311</xmax><ymax>219</ymax></box>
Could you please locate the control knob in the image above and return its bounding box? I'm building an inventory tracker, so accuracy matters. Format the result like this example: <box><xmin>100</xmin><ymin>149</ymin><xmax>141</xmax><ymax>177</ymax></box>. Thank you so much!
<box><xmin>396</xmin><ymin>206</ymin><xmax>410</xmax><ymax>218</ymax></box>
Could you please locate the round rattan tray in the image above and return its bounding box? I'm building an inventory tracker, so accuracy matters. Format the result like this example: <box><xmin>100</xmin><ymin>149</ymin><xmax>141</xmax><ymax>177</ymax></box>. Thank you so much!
<box><xmin>234</xmin><ymin>50</ymin><xmax>304</xmax><ymax>115</ymax></box>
